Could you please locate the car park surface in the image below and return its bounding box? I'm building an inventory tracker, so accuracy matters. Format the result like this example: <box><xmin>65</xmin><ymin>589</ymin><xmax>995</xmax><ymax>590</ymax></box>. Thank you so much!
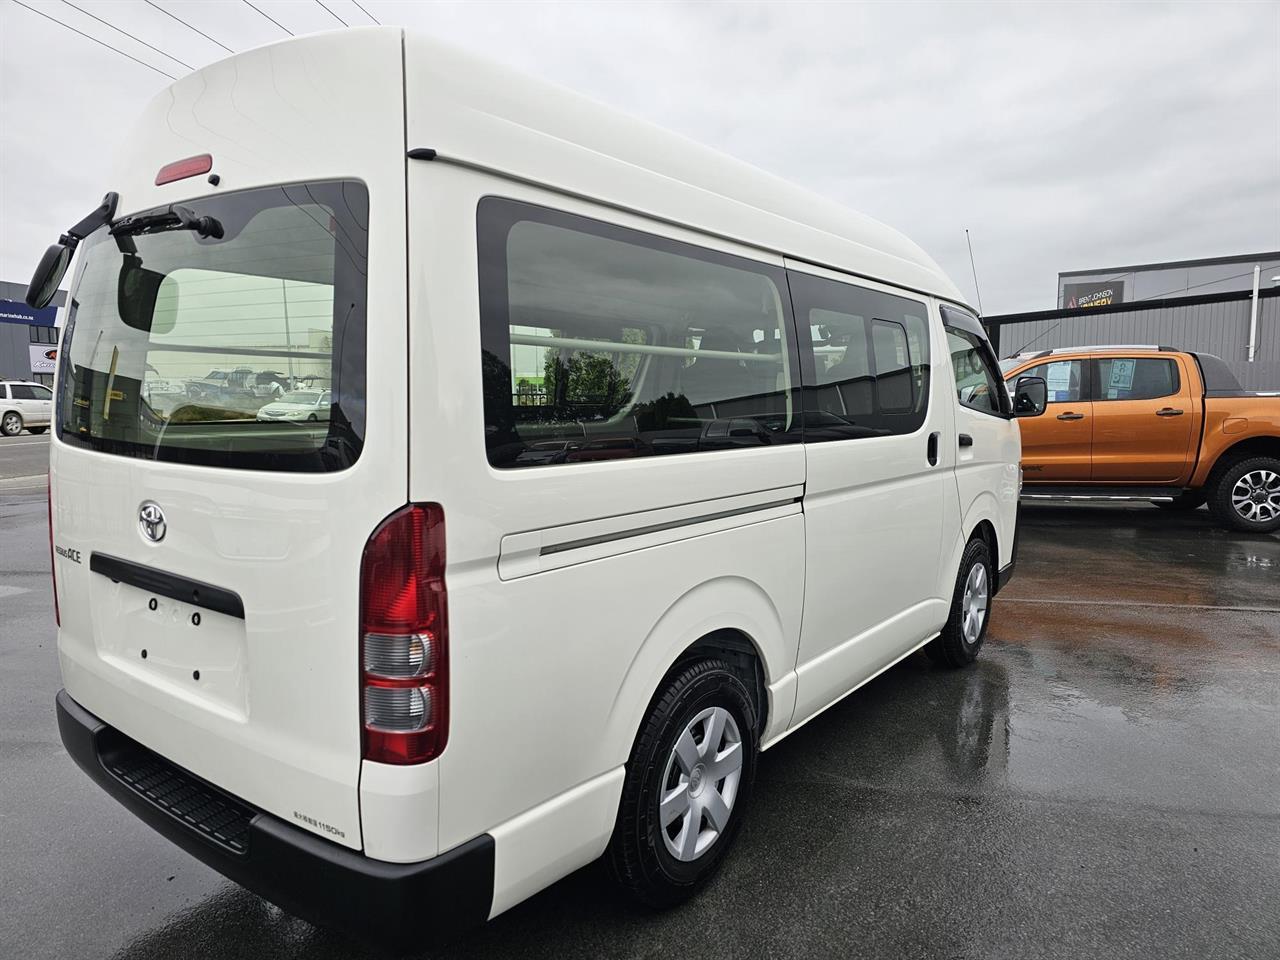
<box><xmin>3</xmin><ymin>483</ymin><xmax>1277</xmax><ymax>960</ymax></box>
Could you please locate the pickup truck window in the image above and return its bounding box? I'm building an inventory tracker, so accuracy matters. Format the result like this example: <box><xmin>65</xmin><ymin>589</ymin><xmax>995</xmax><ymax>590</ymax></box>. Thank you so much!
<box><xmin>1094</xmin><ymin>358</ymin><xmax>1179</xmax><ymax>401</ymax></box>
<box><xmin>1018</xmin><ymin>360</ymin><xmax>1084</xmax><ymax>403</ymax></box>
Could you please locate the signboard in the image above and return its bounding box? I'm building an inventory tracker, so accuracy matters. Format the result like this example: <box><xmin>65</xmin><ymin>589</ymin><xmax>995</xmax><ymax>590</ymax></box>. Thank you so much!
<box><xmin>29</xmin><ymin>344</ymin><xmax>58</xmax><ymax>375</ymax></box>
<box><xmin>1064</xmin><ymin>281</ymin><xmax>1124</xmax><ymax>309</ymax></box>
<box><xmin>0</xmin><ymin>298</ymin><xmax>57</xmax><ymax>326</ymax></box>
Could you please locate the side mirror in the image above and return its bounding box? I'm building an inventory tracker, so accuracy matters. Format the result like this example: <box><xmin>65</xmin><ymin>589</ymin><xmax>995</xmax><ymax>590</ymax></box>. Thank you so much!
<box><xmin>26</xmin><ymin>243</ymin><xmax>73</xmax><ymax>309</ymax></box>
<box><xmin>25</xmin><ymin>192</ymin><xmax>120</xmax><ymax>309</ymax></box>
<box><xmin>1013</xmin><ymin>376</ymin><xmax>1047</xmax><ymax>416</ymax></box>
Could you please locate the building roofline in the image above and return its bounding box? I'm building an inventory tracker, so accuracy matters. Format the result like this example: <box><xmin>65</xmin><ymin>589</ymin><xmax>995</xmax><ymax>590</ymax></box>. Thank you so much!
<box><xmin>1058</xmin><ymin>251</ymin><xmax>1280</xmax><ymax>280</ymax></box>
<box><xmin>984</xmin><ymin>285</ymin><xmax>1280</xmax><ymax>327</ymax></box>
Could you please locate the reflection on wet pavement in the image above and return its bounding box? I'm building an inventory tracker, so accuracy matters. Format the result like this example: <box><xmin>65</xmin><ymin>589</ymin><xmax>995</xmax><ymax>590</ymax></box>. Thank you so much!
<box><xmin>4</xmin><ymin>498</ymin><xmax>1278</xmax><ymax>960</ymax></box>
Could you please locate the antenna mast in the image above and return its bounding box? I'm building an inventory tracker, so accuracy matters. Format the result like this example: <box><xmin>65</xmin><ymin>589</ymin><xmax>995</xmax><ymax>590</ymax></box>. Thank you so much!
<box><xmin>965</xmin><ymin>228</ymin><xmax>985</xmax><ymax>316</ymax></box>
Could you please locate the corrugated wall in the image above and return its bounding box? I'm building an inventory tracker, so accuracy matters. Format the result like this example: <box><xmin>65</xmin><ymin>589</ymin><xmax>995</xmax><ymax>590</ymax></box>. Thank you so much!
<box><xmin>989</xmin><ymin>295</ymin><xmax>1280</xmax><ymax>391</ymax></box>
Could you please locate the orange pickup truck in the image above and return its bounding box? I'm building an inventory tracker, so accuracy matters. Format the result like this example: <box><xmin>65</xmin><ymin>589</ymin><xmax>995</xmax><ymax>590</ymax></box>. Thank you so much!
<box><xmin>1000</xmin><ymin>346</ymin><xmax>1280</xmax><ymax>532</ymax></box>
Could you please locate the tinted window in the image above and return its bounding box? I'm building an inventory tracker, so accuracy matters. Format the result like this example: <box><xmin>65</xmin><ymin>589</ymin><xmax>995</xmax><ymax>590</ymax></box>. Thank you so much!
<box><xmin>1017</xmin><ymin>359</ymin><xmax>1084</xmax><ymax>403</ymax></box>
<box><xmin>58</xmin><ymin>181</ymin><xmax>368</xmax><ymax>472</ymax></box>
<box><xmin>789</xmin><ymin>272</ymin><xmax>930</xmax><ymax>440</ymax></box>
<box><xmin>478</xmin><ymin>199</ymin><xmax>798</xmax><ymax>468</ymax></box>
<box><xmin>10</xmin><ymin>384</ymin><xmax>38</xmax><ymax>400</ymax></box>
<box><xmin>1095</xmin><ymin>358</ymin><xmax>1179</xmax><ymax>401</ymax></box>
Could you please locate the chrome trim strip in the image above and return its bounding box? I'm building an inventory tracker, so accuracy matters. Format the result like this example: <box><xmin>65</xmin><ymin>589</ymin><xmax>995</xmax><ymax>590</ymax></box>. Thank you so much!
<box><xmin>540</xmin><ymin>497</ymin><xmax>802</xmax><ymax>557</ymax></box>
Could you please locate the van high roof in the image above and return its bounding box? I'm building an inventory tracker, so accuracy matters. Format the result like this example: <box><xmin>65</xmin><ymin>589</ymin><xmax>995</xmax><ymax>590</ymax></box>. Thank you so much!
<box><xmin>123</xmin><ymin>27</ymin><xmax>968</xmax><ymax>309</ymax></box>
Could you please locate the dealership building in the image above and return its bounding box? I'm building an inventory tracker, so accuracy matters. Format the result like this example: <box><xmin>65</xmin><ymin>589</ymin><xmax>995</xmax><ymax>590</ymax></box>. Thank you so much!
<box><xmin>986</xmin><ymin>252</ymin><xmax>1280</xmax><ymax>390</ymax></box>
<box><xmin>0</xmin><ymin>279</ymin><xmax>64</xmax><ymax>387</ymax></box>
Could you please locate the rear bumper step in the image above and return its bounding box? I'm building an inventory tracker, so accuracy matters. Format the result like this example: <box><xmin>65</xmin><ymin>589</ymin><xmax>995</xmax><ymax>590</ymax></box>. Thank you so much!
<box><xmin>56</xmin><ymin>689</ymin><xmax>494</xmax><ymax>950</ymax></box>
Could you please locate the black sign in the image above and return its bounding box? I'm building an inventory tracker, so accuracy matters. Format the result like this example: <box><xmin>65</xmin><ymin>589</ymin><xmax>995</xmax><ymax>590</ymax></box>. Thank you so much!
<box><xmin>1064</xmin><ymin>281</ymin><xmax>1124</xmax><ymax>309</ymax></box>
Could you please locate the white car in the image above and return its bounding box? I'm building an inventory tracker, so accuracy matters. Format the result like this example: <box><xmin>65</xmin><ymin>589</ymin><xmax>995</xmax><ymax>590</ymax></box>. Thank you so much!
<box><xmin>255</xmin><ymin>390</ymin><xmax>331</xmax><ymax>422</ymax></box>
<box><xmin>38</xmin><ymin>27</ymin><xmax>1045</xmax><ymax>952</ymax></box>
<box><xmin>1</xmin><ymin>379</ymin><xmax>53</xmax><ymax>435</ymax></box>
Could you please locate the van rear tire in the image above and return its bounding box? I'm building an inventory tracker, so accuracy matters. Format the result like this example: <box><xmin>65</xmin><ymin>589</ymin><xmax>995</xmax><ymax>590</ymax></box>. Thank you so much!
<box><xmin>926</xmin><ymin>538</ymin><xmax>993</xmax><ymax>668</ymax></box>
<box><xmin>607</xmin><ymin>657</ymin><xmax>757</xmax><ymax>908</ymax></box>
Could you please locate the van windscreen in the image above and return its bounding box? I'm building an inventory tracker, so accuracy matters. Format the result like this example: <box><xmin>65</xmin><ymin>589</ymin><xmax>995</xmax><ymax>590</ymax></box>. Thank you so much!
<box><xmin>57</xmin><ymin>180</ymin><xmax>368</xmax><ymax>472</ymax></box>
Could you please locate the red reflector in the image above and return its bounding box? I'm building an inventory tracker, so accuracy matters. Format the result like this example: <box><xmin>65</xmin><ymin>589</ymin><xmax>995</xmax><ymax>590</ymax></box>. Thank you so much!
<box><xmin>155</xmin><ymin>154</ymin><xmax>213</xmax><ymax>186</ymax></box>
<box><xmin>360</xmin><ymin>505</ymin><xmax>448</xmax><ymax>765</ymax></box>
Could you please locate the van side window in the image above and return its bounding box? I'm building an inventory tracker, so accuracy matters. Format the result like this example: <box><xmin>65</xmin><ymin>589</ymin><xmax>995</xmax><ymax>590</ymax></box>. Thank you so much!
<box><xmin>788</xmin><ymin>271</ymin><xmax>931</xmax><ymax>440</ymax></box>
<box><xmin>477</xmin><ymin>198</ymin><xmax>799</xmax><ymax>468</ymax></box>
<box><xmin>941</xmin><ymin>305</ymin><xmax>1008</xmax><ymax>417</ymax></box>
<box><xmin>1093</xmin><ymin>358</ymin><xmax>1179</xmax><ymax>401</ymax></box>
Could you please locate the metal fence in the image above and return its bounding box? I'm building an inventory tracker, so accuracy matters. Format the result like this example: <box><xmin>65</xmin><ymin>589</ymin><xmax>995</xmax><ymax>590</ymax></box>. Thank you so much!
<box><xmin>984</xmin><ymin>288</ymin><xmax>1280</xmax><ymax>391</ymax></box>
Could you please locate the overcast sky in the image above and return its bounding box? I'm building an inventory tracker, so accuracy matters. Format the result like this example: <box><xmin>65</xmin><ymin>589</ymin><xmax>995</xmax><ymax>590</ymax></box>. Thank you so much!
<box><xmin>1</xmin><ymin>0</ymin><xmax>1277</xmax><ymax>315</ymax></box>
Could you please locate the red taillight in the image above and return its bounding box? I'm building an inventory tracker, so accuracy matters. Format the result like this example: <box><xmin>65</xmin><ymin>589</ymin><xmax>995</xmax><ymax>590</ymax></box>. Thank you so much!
<box><xmin>48</xmin><ymin>472</ymin><xmax>59</xmax><ymax>627</ymax></box>
<box><xmin>155</xmin><ymin>154</ymin><xmax>212</xmax><ymax>186</ymax></box>
<box><xmin>360</xmin><ymin>504</ymin><xmax>448</xmax><ymax>765</ymax></box>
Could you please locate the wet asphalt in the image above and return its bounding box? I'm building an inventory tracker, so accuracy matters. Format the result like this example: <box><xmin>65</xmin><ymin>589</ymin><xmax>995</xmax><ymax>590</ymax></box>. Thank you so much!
<box><xmin>2</xmin><ymin>484</ymin><xmax>1277</xmax><ymax>960</ymax></box>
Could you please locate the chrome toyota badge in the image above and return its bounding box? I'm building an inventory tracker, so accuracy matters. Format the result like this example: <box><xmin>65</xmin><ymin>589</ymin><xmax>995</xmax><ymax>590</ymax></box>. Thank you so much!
<box><xmin>138</xmin><ymin>501</ymin><xmax>167</xmax><ymax>543</ymax></box>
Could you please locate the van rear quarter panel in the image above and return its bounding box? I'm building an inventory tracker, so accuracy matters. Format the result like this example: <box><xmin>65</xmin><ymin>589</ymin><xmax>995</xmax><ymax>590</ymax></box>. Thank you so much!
<box><xmin>405</xmin><ymin>163</ymin><xmax>806</xmax><ymax>856</ymax></box>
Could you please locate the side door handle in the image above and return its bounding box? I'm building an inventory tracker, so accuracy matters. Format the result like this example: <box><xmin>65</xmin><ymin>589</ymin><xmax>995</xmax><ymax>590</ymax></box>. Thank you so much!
<box><xmin>927</xmin><ymin>431</ymin><xmax>940</xmax><ymax>466</ymax></box>
<box><xmin>958</xmin><ymin>433</ymin><xmax>974</xmax><ymax>448</ymax></box>
<box><xmin>1056</xmin><ymin>412</ymin><xmax>1085</xmax><ymax>421</ymax></box>
<box><xmin>1156</xmin><ymin>407</ymin><xmax>1184</xmax><ymax>417</ymax></box>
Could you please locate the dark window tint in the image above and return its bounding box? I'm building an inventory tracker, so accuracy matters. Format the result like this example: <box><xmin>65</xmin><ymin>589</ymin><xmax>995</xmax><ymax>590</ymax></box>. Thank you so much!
<box><xmin>29</xmin><ymin>325</ymin><xmax>57</xmax><ymax>344</ymax></box>
<box><xmin>1094</xmin><ymin>358</ymin><xmax>1179</xmax><ymax>401</ymax></box>
<box><xmin>790</xmin><ymin>271</ymin><xmax>931</xmax><ymax>440</ymax></box>
<box><xmin>10</xmin><ymin>384</ymin><xmax>39</xmax><ymax>400</ymax></box>
<box><xmin>477</xmin><ymin>198</ymin><xmax>798</xmax><ymax>468</ymax></box>
<box><xmin>1016</xmin><ymin>359</ymin><xmax>1085</xmax><ymax>403</ymax></box>
<box><xmin>942</xmin><ymin>305</ymin><xmax>1007</xmax><ymax>417</ymax></box>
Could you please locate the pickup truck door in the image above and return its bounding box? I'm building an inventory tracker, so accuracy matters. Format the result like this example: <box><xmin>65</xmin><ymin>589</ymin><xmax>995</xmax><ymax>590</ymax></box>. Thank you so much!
<box><xmin>1089</xmin><ymin>355</ymin><xmax>1197</xmax><ymax>482</ymax></box>
<box><xmin>1007</xmin><ymin>358</ymin><xmax>1092</xmax><ymax>480</ymax></box>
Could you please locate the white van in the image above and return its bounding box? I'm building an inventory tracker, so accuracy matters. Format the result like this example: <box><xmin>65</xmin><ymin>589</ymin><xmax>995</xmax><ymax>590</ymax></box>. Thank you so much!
<box><xmin>35</xmin><ymin>28</ymin><xmax>1046</xmax><ymax>950</ymax></box>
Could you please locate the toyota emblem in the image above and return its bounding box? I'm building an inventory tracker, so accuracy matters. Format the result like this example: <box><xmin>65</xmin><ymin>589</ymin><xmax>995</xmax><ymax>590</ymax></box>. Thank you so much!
<box><xmin>138</xmin><ymin>501</ymin><xmax>167</xmax><ymax>543</ymax></box>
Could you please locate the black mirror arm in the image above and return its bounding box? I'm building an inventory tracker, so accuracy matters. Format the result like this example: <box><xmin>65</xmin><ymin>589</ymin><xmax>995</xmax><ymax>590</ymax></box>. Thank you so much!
<box><xmin>60</xmin><ymin>192</ymin><xmax>120</xmax><ymax>249</ymax></box>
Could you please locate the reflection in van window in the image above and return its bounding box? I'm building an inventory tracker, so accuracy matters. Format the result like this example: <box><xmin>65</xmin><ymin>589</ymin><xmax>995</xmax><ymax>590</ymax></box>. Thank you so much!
<box><xmin>478</xmin><ymin>199</ymin><xmax>797</xmax><ymax>468</ymax></box>
<box><xmin>57</xmin><ymin>180</ymin><xmax>368</xmax><ymax>472</ymax></box>
<box><xmin>789</xmin><ymin>272</ymin><xmax>931</xmax><ymax>440</ymax></box>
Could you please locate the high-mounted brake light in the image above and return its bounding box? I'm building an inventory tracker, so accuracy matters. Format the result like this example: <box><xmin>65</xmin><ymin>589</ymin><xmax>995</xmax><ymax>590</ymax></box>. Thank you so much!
<box><xmin>155</xmin><ymin>154</ymin><xmax>212</xmax><ymax>186</ymax></box>
<box><xmin>48</xmin><ymin>472</ymin><xmax>59</xmax><ymax>627</ymax></box>
<box><xmin>360</xmin><ymin>504</ymin><xmax>448</xmax><ymax>765</ymax></box>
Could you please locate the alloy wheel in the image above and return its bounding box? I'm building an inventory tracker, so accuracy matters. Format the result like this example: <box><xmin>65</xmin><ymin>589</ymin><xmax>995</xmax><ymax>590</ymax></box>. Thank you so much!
<box><xmin>1232</xmin><ymin>469</ymin><xmax>1280</xmax><ymax>524</ymax></box>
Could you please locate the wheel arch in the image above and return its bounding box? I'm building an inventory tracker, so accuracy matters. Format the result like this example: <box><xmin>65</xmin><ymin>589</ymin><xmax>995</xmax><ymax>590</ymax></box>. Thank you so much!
<box><xmin>1202</xmin><ymin>436</ymin><xmax>1280</xmax><ymax>486</ymax></box>
<box><xmin>603</xmin><ymin>576</ymin><xmax>790</xmax><ymax>771</ymax></box>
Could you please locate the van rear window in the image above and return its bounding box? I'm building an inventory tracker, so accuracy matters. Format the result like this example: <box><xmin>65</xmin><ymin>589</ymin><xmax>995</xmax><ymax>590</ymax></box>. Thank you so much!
<box><xmin>477</xmin><ymin>198</ymin><xmax>800</xmax><ymax>468</ymax></box>
<box><xmin>57</xmin><ymin>181</ymin><xmax>368</xmax><ymax>472</ymax></box>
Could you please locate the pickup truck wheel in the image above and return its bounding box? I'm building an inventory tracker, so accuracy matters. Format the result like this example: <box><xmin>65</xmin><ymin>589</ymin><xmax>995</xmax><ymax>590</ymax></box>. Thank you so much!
<box><xmin>926</xmin><ymin>538</ymin><xmax>992</xmax><ymax>668</ymax></box>
<box><xmin>1209</xmin><ymin>456</ymin><xmax>1280</xmax><ymax>533</ymax></box>
<box><xmin>1153</xmin><ymin>492</ymin><xmax>1205</xmax><ymax>511</ymax></box>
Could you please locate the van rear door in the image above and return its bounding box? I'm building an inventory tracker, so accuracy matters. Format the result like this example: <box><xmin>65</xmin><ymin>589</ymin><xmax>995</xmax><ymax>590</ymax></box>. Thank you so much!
<box><xmin>51</xmin><ymin>176</ymin><xmax>406</xmax><ymax>849</ymax></box>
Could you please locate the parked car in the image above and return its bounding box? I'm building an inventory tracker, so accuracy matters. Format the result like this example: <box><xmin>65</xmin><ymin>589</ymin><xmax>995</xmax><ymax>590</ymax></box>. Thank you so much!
<box><xmin>34</xmin><ymin>27</ymin><xmax>1046</xmax><ymax>952</ymax></box>
<box><xmin>1002</xmin><ymin>345</ymin><xmax>1280</xmax><ymax>531</ymax></box>
<box><xmin>0</xmin><ymin>379</ymin><xmax>53</xmax><ymax>435</ymax></box>
<box><xmin>255</xmin><ymin>389</ymin><xmax>332</xmax><ymax>421</ymax></box>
